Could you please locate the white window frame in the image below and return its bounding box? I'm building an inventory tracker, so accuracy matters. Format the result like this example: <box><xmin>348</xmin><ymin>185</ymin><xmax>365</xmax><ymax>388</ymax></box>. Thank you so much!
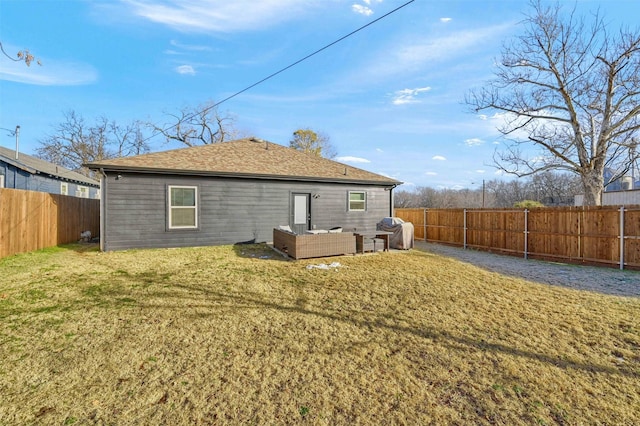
<box><xmin>76</xmin><ymin>186</ymin><xmax>89</xmax><ymax>198</ymax></box>
<box><xmin>60</xmin><ymin>182</ymin><xmax>69</xmax><ymax>196</ymax></box>
<box><xmin>348</xmin><ymin>191</ymin><xmax>367</xmax><ymax>211</ymax></box>
<box><xmin>168</xmin><ymin>185</ymin><xmax>198</xmax><ymax>229</ymax></box>
<box><xmin>0</xmin><ymin>175</ymin><xmax>4</xmax><ymax>188</ymax></box>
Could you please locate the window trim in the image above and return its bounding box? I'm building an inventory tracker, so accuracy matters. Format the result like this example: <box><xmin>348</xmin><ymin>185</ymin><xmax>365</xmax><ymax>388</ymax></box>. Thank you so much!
<box><xmin>0</xmin><ymin>175</ymin><xmax>4</xmax><ymax>188</ymax></box>
<box><xmin>60</xmin><ymin>182</ymin><xmax>69</xmax><ymax>196</ymax></box>
<box><xmin>348</xmin><ymin>190</ymin><xmax>367</xmax><ymax>212</ymax></box>
<box><xmin>168</xmin><ymin>185</ymin><xmax>199</xmax><ymax>229</ymax></box>
<box><xmin>77</xmin><ymin>185</ymin><xmax>89</xmax><ymax>198</ymax></box>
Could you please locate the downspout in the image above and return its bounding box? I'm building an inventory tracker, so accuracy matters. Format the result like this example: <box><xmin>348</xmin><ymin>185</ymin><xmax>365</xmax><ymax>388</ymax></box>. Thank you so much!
<box><xmin>388</xmin><ymin>184</ymin><xmax>399</xmax><ymax>217</ymax></box>
<box><xmin>99</xmin><ymin>168</ymin><xmax>107</xmax><ymax>252</ymax></box>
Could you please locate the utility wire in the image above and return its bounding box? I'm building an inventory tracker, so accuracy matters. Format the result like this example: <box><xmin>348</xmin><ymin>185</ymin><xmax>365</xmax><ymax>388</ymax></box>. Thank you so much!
<box><xmin>210</xmin><ymin>0</ymin><xmax>416</xmax><ymax>109</ymax></box>
<box><xmin>148</xmin><ymin>0</ymin><xmax>416</xmax><ymax>143</ymax></box>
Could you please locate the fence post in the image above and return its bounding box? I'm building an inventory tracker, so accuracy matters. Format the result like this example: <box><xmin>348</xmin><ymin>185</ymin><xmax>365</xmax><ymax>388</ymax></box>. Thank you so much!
<box><xmin>463</xmin><ymin>209</ymin><xmax>467</xmax><ymax>249</ymax></box>
<box><xmin>424</xmin><ymin>208</ymin><xmax>427</xmax><ymax>242</ymax></box>
<box><xmin>524</xmin><ymin>209</ymin><xmax>528</xmax><ymax>260</ymax></box>
<box><xmin>619</xmin><ymin>206</ymin><xmax>625</xmax><ymax>270</ymax></box>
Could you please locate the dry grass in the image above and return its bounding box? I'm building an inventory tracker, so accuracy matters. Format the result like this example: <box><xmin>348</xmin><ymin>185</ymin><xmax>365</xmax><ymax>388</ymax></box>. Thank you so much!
<box><xmin>0</xmin><ymin>243</ymin><xmax>638</xmax><ymax>425</ymax></box>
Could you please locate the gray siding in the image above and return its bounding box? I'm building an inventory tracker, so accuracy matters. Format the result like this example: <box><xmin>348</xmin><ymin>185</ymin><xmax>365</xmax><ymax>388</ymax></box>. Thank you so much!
<box><xmin>575</xmin><ymin>190</ymin><xmax>640</xmax><ymax>206</ymax></box>
<box><xmin>102</xmin><ymin>172</ymin><xmax>393</xmax><ymax>251</ymax></box>
<box><xmin>0</xmin><ymin>160</ymin><xmax>99</xmax><ymax>198</ymax></box>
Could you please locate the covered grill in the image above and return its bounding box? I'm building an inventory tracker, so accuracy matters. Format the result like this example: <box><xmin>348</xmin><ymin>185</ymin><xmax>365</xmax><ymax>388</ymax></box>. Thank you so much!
<box><xmin>376</xmin><ymin>217</ymin><xmax>414</xmax><ymax>250</ymax></box>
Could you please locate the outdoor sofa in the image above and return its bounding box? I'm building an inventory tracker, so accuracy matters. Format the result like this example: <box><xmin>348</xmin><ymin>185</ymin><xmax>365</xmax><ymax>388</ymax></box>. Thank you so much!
<box><xmin>273</xmin><ymin>227</ymin><xmax>356</xmax><ymax>259</ymax></box>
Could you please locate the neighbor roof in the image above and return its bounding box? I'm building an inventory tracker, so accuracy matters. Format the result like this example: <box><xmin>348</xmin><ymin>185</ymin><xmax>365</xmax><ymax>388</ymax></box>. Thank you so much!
<box><xmin>86</xmin><ymin>138</ymin><xmax>401</xmax><ymax>185</ymax></box>
<box><xmin>0</xmin><ymin>145</ymin><xmax>99</xmax><ymax>187</ymax></box>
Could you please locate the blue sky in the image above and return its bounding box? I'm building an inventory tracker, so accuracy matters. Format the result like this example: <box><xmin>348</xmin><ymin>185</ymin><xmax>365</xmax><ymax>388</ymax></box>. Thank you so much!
<box><xmin>0</xmin><ymin>0</ymin><xmax>636</xmax><ymax>190</ymax></box>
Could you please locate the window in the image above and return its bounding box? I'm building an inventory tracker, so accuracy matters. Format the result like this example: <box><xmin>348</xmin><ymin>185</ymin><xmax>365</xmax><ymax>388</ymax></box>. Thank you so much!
<box><xmin>169</xmin><ymin>186</ymin><xmax>198</xmax><ymax>229</ymax></box>
<box><xmin>76</xmin><ymin>186</ymin><xmax>89</xmax><ymax>198</ymax></box>
<box><xmin>60</xmin><ymin>182</ymin><xmax>69</xmax><ymax>195</ymax></box>
<box><xmin>348</xmin><ymin>191</ymin><xmax>366</xmax><ymax>211</ymax></box>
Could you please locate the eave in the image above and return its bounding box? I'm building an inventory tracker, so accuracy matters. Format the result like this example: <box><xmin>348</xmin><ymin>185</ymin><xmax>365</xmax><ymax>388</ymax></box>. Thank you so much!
<box><xmin>88</xmin><ymin>164</ymin><xmax>402</xmax><ymax>187</ymax></box>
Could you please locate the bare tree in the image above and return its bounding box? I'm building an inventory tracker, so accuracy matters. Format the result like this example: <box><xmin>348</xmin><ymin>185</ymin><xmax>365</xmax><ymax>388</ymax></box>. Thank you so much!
<box><xmin>0</xmin><ymin>41</ymin><xmax>41</xmax><ymax>66</ymax></box>
<box><xmin>289</xmin><ymin>128</ymin><xmax>337</xmax><ymax>159</ymax></box>
<box><xmin>395</xmin><ymin>173</ymin><xmax>581</xmax><ymax>209</ymax></box>
<box><xmin>393</xmin><ymin>189</ymin><xmax>419</xmax><ymax>208</ymax></box>
<box><xmin>152</xmin><ymin>101</ymin><xmax>237</xmax><ymax>147</ymax></box>
<box><xmin>486</xmin><ymin>180</ymin><xmax>530</xmax><ymax>208</ymax></box>
<box><xmin>111</xmin><ymin>120</ymin><xmax>149</xmax><ymax>157</ymax></box>
<box><xmin>466</xmin><ymin>1</ymin><xmax>640</xmax><ymax>205</ymax></box>
<box><xmin>37</xmin><ymin>111</ymin><xmax>149</xmax><ymax>177</ymax></box>
<box><xmin>529</xmin><ymin>171</ymin><xmax>581</xmax><ymax>205</ymax></box>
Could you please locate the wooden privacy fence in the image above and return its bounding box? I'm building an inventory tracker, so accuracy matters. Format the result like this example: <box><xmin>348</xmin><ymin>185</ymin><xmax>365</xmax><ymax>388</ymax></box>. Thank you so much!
<box><xmin>0</xmin><ymin>188</ymin><xmax>100</xmax><ymax>258</ymax></box>
<box><xmin>396</xmin><ymin>206</ymin><xmax>640</xmax><ymax>270</ymax></box>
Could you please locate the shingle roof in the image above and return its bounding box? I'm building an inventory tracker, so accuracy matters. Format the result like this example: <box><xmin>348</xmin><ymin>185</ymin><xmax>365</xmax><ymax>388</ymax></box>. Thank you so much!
<box><xmin>86</xmin><ymin>138</ymin><xmax>401</xmax><ymax>185</ymax></box>
<box><xmin>0</xmin><ymin>145</ymin><xmax>99</xmax><ymax>187</ymax></box>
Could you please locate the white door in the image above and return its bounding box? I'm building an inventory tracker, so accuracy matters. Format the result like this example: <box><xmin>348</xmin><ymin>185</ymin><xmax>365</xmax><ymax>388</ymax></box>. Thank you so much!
<box><xmin>291</xmin><ymin>193</ymin><xmax>311</xmax><ymax>234</ymax></box>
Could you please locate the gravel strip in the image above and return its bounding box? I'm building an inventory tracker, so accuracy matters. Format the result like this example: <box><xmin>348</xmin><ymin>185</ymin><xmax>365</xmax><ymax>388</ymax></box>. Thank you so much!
<box><xmin>414</xmin><ymin>241</ymin><xmax>640</xmax><ymax>297</ymax></box>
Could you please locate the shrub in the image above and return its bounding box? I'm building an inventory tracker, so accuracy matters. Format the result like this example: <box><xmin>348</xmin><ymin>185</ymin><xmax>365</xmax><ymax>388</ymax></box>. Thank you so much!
<box><xmin>514</xmin><ymin>200</ymin><xmax>545</xmax><ymax>208</ymax></box>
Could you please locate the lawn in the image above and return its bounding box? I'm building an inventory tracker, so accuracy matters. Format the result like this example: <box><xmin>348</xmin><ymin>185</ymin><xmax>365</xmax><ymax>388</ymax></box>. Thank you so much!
<box><xmin>1</xmin><ymin>243</ymin><xmax>638</xmax><ymax>425</ymax></box>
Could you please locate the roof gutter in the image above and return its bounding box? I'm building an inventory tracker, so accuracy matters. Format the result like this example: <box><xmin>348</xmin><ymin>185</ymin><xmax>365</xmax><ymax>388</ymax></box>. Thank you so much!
<box><xmin>85</xmin><ymin>164</ymin><xmax>402</xmax><ymax>187</ymax></box>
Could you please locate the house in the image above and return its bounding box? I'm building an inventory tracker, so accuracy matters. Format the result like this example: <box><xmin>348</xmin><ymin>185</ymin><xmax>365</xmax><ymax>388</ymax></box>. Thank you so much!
<box><xmin>574</xmin><ymin>189</ymin><xmax>640</xmax><ymax>206</ymax></box>
<box><xmin>603</xmin><ymin>167</ymin><xmax>639</xmax><ymax>192</ymax></box>
<box><xmin>86</xmin><ymin>138</ymin><xmax>401</xmax><ymax>251</ymax></box>
<box><xmin>0</xmin><ymin>145</ymin><xmax>100</xmax><ymax>198</ymax></box>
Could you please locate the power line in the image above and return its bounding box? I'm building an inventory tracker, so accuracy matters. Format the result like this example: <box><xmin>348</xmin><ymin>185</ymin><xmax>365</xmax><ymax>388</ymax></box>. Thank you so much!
<box><xmin>147</xmin><ymin>0</ymin><xmax>416</xmax><ymax>144</ymax></box>
<box><xmin>211</xmin><ymin>0</ymin><xmax>416</xmax><ymax>109</ymax></box>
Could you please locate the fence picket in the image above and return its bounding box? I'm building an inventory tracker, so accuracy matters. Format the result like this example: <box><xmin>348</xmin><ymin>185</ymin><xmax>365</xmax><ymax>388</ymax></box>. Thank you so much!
<box><xmin>396</xmin><ymin>206</ymin><xmax>640</xmax><ymax>270</ymax></box>
<box><xmin>0</xmin><ymin>188</ymin><xmax>99</xmax><ymax>258</ymax></box>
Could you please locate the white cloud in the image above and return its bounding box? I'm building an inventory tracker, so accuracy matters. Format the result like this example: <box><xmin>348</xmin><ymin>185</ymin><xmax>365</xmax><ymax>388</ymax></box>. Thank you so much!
<box><xmin>475</xmin><ymin>169</ymin><xmax>486</xmax><ymax>174</ymax></box>
<box><xmin>432</xmin><ymin>155</ymin><xmax>447</xmax><ymax>161</ymax></box>
<box><xmin>375</xmin><ymin>148</ymin><xmax>383</xmax><ymax>153</ymax></box>
<box><xmin>165</xmin><ymin>41</ymin><xmax>217</xmax><ymax>57</ymax></box>
<box><xmin>336</xmin><ymin>156</ymin><xmax>371</xmax><ymax>164</ymax></box>
<box><xmin>425</xmin><ymin>171</ymin><xmax>438</xmax><ymax>176</ymax></box>
<box><xmin>391</xmin><ymin>86</ymin><xmax>431</xmax><ymax>105</ymax></box>
<box><xmin>0</xmin><ymin>52</ymin><xmax>97</xmax><ymax>86</ymax></box>
<box><xmin>377</xmin><ymin>171</ymin><xmax>396</xmax><ymax>179</ymax></box>
<box><xmin>120</xmin><ymin>0</ymin><xmax>316</xmax><ymax>33</ymax></box>
<box><xmin>176</xmin><ymin>65</ymin><xmax>196</xmax><ymax>75</ymax></box>
<box><xmin>352</xmin><ymin>4</ymin><xmax>373</xmax><ymax>16</ymax></box>
<box><xmin>440</xmin><ymin>17</ymin><xmax>452</xmax><ymax>23</ymax></box>
<box><xmin>484</xmin><ymin>111</ymin><xmax>565</xmax><ymax>142</ymax></box>
<box><xmin>464</xmin><ymin>138</ymin><xmax>484</xmax><ymax>147</ymax></box>
<box><xmin>365</xmin><ymin>22</ymin><xmax>512</xmax><ymax>79</ymax></box>
<box><xmin>169</xmin><ymin>40</ymin><xmax>213</xmax><ymax>52</ymax></box>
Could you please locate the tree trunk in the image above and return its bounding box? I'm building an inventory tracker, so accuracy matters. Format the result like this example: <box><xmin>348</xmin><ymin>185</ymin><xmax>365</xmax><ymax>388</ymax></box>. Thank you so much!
<box><xmin>581</xmin><ymin>170</ymin><xmax>603</xmax><ymax>206</ymax></box>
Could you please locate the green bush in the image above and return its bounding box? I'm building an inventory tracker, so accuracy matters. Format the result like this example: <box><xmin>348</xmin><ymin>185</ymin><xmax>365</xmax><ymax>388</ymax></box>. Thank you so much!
<box><xmin>514</xmin><ymin>200</ymin><xmax>545</xmax><ymax>208</ymax></box>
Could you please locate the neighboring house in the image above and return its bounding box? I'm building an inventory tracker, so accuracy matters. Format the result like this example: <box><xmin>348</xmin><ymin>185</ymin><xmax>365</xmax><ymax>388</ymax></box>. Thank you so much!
<box><xmin>603</xmin><ymin>167</ymin><xmax>639</xmax><ymax>192</ymax></box>
<box><xmin>86</xmin><ymin>138</ymin><xmax>401</xmax><ymax>251</ymax></box>
<box><xmin>0</xmin><ymin>145</ymin><xmax>99</xmax><ymax>198</ymax></box>
<box><xmin>575</xmin><ymin>189</ymin><xmax>640</xmax><ymax>206</ymax></box>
